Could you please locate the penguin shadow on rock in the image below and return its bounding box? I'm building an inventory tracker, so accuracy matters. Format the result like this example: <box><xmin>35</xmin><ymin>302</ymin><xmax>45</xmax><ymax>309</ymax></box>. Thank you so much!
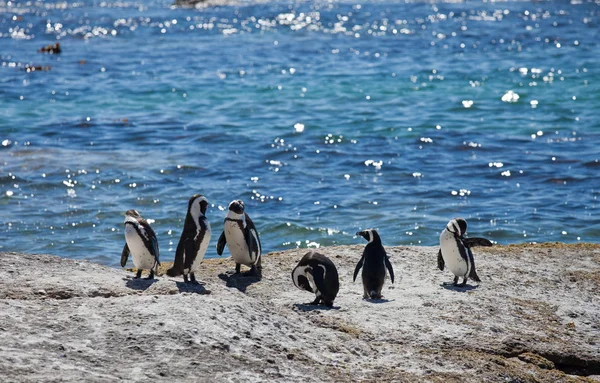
<box><xmin>437</xmin><ymin>218</ymin><xmax>493</xmax><ymax>292</ymax></box>
<box><xmin>174</xmin><ymin>280</ymin><xmax>210</xmax><ymax>295</ymax></box>
<box><xmin>291</xmin><ymin>251</ymin><xmax>341</xmax><ymax>311</ymax></box>
<box><xmin>124</xmin><ymin>273</ymin><xmax>158</xmax><ymax>291</ymax></box>
<box><xmin>354</xmin><ymin>229</ymin><xmax>396</xmax><ymax>303</ymax></box>
<box><xmin>218</xmin><ymin>271</ymin><xmax>261</xmax><ymax>293</ymax></box>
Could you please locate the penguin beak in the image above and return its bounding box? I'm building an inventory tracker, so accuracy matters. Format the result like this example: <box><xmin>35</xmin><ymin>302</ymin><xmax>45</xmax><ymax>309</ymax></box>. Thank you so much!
<box><xmin>356</xmin><ymin>231</ymin><xmax>365</xmax><ymax>238</ymax></box>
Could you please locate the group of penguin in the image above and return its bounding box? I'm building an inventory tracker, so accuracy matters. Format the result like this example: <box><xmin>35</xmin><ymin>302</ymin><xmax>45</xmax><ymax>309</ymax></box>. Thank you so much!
<box><xmin>122</xmin><ymin>194</ymin><xmax>262</xmax><ymax>283</ymax></box>
<box><xmin>121</xmin><ymin>194</ymin><xmax>493</xmax><ymax>307</ymax></box>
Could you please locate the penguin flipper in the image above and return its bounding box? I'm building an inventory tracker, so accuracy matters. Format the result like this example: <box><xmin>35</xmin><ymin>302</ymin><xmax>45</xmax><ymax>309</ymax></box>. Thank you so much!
<box><xmin>311</xmin><ymin>266</ymin><xmax>326</xmax><ymax>296</ymax></box>
<box><xmin>167</xmin><ymin>237</ymin><xmax>185</xmax><ymax>277</ymax></box>
<box><xmin>353</xmin><ymin>256</ymin><xmax>364</xmax><ymax>282</ymax></box>
<box><xmin>384</xmin><ymin>256</ymin><xmax>395</xmax><ymax>284</ymax></box>
<box><xmin>437</xmin><ymin>249</ymin><xmax>445</xmax><ymax>271</ymax></box>
<box><xmin>120</xmin><ymin>243</ymin><xmax>130</xmax><ymax>268</ymax></box>
<box><xmin>151</xmin><ymin>236</ymin><xmax>160</xmax><ymax>266</ymax></box>
<box><xmin>245</xmin><ymin>213</ymin><xmax>262</xmax><ymax>258</ymax></box>
<box><xmin>467</xmin><ymin>249</ymin><xmax>481</xmax><ymax>282</ymax></box>
<box><xmin>464</xmin><ymin>237</ymin><xmax>493</xmax><ymax>248</ymax></box>
<box><xmin>245</xmin><ymin>224</ymin><xmax>254</xmax><ymax>261</ymax></box>
<box><xmin>216</xmin><ymin>231</ymin><xmax>227</xmax><ymax>256</ymax></box>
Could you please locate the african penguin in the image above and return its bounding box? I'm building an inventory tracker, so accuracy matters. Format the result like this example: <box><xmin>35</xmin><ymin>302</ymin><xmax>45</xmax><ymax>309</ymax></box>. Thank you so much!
<box><xmin>438</xmin><ymin>218</ymin><xmax>492</xmax><ymax>286</ymax></box>
<box><xmin>216</xmin><ymin>199</ymin><xmax>262</xmax><ymax>276</ymax></box>
<box><xmin>292</xmin><ymin>251</ymin><xmax>340</xmax><ymax>307</ymax></box>
<box><xmin>121</xmin><ymin>209</ymin><xmax>160</xmax><ymax>280</ymax></box>
<box><xmin>354</xmin><ymin>229</ymin><xmax>395</xmax><ymax>299</ymax></box>
<box><xmin>166</xmin><ymin>194</ymin><xmax>211</xmax><ymax>284</ymax></box>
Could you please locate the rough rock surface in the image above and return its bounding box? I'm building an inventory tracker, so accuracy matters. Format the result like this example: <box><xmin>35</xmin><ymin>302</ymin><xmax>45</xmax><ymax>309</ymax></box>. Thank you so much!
<box><xmin>1</xmin><ymin>243</ymin><xmax>599</xmax><ymax>382</ymax></box>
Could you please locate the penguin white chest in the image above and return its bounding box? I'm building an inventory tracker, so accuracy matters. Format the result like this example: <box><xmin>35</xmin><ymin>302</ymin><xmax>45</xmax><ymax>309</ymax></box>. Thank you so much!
<box><xmin>439</xmin><ymin>231</ymin><xmax>469</xmax><ymax>277</ymax></box>
<box><xmin>124</xmin><ymin>225</ymin><xmax>155</xmax><ymax>270</ymax></box>
<box><xmin>189</xmin><ymin>225</ymin><xmax>211</xmax><ymax>273</ymax></box>
<box><xmin>224</xmin><ymin>221</ymin><xmax>252</xmax><ymax>265</ymax></box>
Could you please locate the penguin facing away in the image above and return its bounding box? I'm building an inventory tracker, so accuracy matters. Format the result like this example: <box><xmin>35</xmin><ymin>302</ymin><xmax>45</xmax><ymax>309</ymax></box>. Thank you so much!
<box><xmin>292</xmin><ymin>251</ymin><xmax>340</xmax><ymax>307</ymax></box>
<box><xmin>121</xmin><ymin>209</ymin><xmax>160</xmax><ymax>280</ymax></box>
<box><xmin>438</xmin><ymin>218</ymin><xmax>492</xmax><ymax>286</ymax></box>
<box><xmin>354</xmin><ymin>229</ymin><xmax>395</xmax><ymax>299</ymax></box>
<box><xmin>166</xmin><ymin>194</ymin><xmax>211</xmax><ymax>284</ymax></box>
<box><xmin>216</xmin><ymin>199</ymin><xmax>262</xmax><ymax>276</ymax></box>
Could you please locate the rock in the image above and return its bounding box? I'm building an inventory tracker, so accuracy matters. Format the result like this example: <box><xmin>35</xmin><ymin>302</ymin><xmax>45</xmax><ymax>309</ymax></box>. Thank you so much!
<box><xmin>518</xmin><ymin>352</ymin><xmax>556</xmax><ymax>370</ymax></box>
<box><xmin>0</xmin><ymin>244</ymin><xmax>599</xmax><ymax>382</ymax></box>
<box><xmin>172</xmin><ymin>0</ymin><xmax>241</xmax><ymax>8</ymax></box>
<box><xmin>38</xmin><ymin>42</ymin><xmax>61</xmax><ymax>54</ymax></box>
<box><xmin>23</xmin><ymin>64</ymin><xmax>51</xmax><ymax>72</ymax></box>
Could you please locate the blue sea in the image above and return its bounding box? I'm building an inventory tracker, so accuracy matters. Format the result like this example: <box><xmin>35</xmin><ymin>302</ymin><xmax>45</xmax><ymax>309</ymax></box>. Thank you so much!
<box><xmin>1</xmin><ymin>0</ymin><xmax>599</xmax><ymax>266</ymax></box>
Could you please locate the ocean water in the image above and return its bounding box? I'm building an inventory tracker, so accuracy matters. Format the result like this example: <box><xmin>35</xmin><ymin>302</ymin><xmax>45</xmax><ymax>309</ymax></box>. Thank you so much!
<box><xmin>1</xmin><ymin>0</ymin><xmax>599</xmax><ymax>267</ymax></box>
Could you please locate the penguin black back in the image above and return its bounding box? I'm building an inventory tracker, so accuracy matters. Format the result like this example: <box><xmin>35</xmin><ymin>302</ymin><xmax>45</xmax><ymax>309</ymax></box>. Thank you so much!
<box><xmin>354</xmin><ymin>229</ymin><xmax>394</xmax><ymax>299</ymax></box>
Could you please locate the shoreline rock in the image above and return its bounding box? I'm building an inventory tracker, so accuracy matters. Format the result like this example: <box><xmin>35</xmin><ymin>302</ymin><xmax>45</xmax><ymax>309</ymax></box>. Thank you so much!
<box><xmin>1</xmin><ymin>243</ymin><xmax>599</xmax><ymax>382</ymax></box>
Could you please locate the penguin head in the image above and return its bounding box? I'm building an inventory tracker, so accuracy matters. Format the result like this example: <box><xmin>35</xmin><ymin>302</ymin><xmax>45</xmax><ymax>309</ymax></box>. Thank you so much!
<box><xmin>125</xmin><ymin>209</ymin><xmax>141</xmax><ymax>219</ymax></box>
<box><xmin>125</xmin><ymin>209</ymin><xmax>142</xmax><ymax>222</ymax></box>
<box><xmin>228</xmin><ymin>199</ymin><xmax>245</xmax><ymax>215</ymax></box>
<box><xmin>188</xmin><ymin>194</ymin><xmax>209</xmax><ymax>220</ymax></box>
<box><xmin>446</xmin><ymin>218</ymin><xmax>467</xmax><ymax>237</ymax></box>
<box><xmin>356</xmin><ymin>229</ymin><xmax>380</xmax><ymax>243</ymax></box>
<box><xmin>296</xmin><ymin>275</ymin><xmax>313</xmax><ymax>293</ymax></box>
<box><xmin>292</xmin><ymin>266</ymin><xmax>314</xmax><ymax>293</ymax></box>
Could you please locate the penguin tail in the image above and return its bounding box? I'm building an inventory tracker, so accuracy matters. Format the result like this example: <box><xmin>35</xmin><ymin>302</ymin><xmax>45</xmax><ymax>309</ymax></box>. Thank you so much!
<box><xmin>369</xmin><ymin>291</ymin><xmax>380</xmax><ymax>299</ymax></box>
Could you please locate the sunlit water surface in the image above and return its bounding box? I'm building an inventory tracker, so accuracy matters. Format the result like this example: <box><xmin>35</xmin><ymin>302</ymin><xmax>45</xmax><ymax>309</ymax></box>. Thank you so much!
<box><xmin>1</xmin><ymin>0</ymin><xmax>599</xmax><ymax>266</ymax></box>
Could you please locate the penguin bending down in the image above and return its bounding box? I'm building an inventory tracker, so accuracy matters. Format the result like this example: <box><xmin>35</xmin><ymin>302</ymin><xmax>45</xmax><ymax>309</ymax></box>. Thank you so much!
<box><xmin>121</xmin><ymin>209</ymin><xmax>160</xmax><ymax>280</ymax></box>
<box><xmin>216</xmin><ymin>200</ymin><xmax>262</xmax><ymax>276</ymax></box>
<box><xmin>438</xmin><ymin>218</ymin><xmax>492</xmax><ymax>286</ymax></box>
<box><xmin>292</xmin><ymin>251</ymin><xmax>339</xmax><ymax>307</ymax></box>
<box><xmin>166</xmin><ymin>194</ymin><xmax>211</xmax><ymax>284</ymax></box>
<box><xmin>354</xmin><ymin>229</ymin><xmax>395</xmax><ymax>299</ymax></box>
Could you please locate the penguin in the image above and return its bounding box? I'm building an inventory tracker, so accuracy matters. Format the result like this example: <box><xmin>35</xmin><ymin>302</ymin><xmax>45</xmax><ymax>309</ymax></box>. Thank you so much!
<box><xmin>166</xmin><ymin>194</ymin><xmax>211</xmax><ymax>284</ymax></box>
<box><xmin>354</xmin><ymin>229</ymin><xmax>395</xmax><ymax>299</ymax></box>
<box><xmin>121</xmin><ymin>209</ymin><xmax>160</xmax><ymax>279</ymax></box>
<box><xmin>438</xmin><ymin>218</ymin><xmax>493</xmax><ymax>286</ymax></box>
<box><xmin>216</xmin><ymin>199</ymin><xmax>262</xmax><ymax>275</ymax></box>
<box><xmin>292</xmin><ymin>251</ymin><xmax>340</xmax><ymax>307</ymax></box>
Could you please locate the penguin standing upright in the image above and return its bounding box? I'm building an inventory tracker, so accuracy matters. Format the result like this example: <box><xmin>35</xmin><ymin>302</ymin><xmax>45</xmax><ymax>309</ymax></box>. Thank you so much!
<box><xmin>121</xmin><ymin>209</ymin><xmax>160</xmax><ymax>279</ymax></box>
<box><xmin>438</xmin><ymin>218</ymin><xmax>492</xmax><ymax>286</ymax></box>
<box><xmin>354</xmin><ymin>229</ymin><xmax>395</xmax><ymax>299</ymax></box>
<box><xmin>292</xmin><ymin>251</ymin><xmax>340</xmax><ymax>307</ymax></box>
<box><xmin>216</xmin><ymin>199</ymin><xmax>262</xmax><ymax>276</ymax></box>
<box><xmin>166</xmin><ymin>194</ymin><xmax>211</xmax><ymax>284</ymax></box>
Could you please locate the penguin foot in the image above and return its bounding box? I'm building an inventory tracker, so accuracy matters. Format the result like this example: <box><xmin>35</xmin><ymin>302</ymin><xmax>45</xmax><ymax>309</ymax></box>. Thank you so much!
<box><xmin>134</xmin><ymin>270</ymin><xmax>143</xmax><ymax>279</ymax></box>
<box><xmin>235</xmin><ymin>263</ymin><xmax>241</xmax><ymax>274</ymax></box>
<box><xmin>185</xmin><ymin>273</ymin><xmax>200</xmax><ymax>284</ymax></box>
<box><xmin>310</xmin><ymin>297</ymin><xmax>321</xmax><ymax>305</ymax></box>
<box><xmin>241</xmin><ymin>266</ymin><xmax>261</xmax><ymax>277</ymax></box>
<box><xmin>144</xmin><ymin>270</ymin><xmax>155</xmax><ymax>280</ymax></box>
<box><xmin>459</xmin><ymin>278</ymin><xmax>468</xmax><ymax>287</ymax></box>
